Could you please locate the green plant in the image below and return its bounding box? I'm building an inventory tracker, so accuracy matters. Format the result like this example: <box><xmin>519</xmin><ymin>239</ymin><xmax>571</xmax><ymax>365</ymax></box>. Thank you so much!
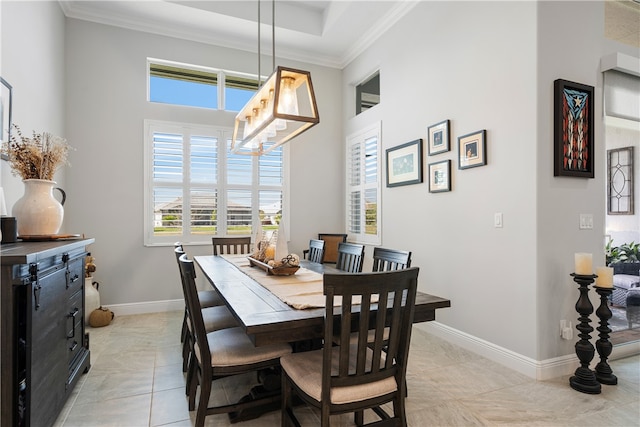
<box><xmin>606</xmin><ymin>240</ymin><xmax>640</xmax><ymax>265</ymax></box>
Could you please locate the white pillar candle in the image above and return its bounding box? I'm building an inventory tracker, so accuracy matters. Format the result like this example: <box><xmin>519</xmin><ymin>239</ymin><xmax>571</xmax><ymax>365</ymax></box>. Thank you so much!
<box><xmin>595</xmin><ymin>266</ymin><xmax>614</xmax><ymax>288</ymax></box>
<box><xmin>574</xmin><ymin>253</ymin><xmax>592</xmax><ymax>275</ymax></box>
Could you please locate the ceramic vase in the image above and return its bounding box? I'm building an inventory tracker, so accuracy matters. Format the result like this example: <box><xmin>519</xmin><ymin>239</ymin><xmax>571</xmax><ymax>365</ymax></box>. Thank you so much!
<box><xmin>84</xmin><ymin>277</ymin><xmax>100</xmax><ymax>325</ymax></box>
<box><xmin>12</xmin><ymin>179</ymin><xmax>66</xmax><ymax>236</ymax></box>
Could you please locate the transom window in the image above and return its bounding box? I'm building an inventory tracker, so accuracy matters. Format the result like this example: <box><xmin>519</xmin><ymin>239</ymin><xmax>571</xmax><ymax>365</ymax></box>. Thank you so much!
<box><xmin>148</xmin><ymin>59</ymin><xmax>259</xmax><ymax>112</ymax></box>
<box><xmin>144</xmin><ymin>120</ymin><xmax>283</xmax><ymax>246</ymax></box>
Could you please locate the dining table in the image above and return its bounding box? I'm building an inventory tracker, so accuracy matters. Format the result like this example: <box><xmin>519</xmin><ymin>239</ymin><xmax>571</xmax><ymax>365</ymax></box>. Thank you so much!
<box><xmin>194</xmin><ymin>254</ymin><xmax>451</xmax><ymax>347</ymax></box>
<box><xmin>193</xmin><ymin>254</ymin><xmax>451</xmax><ymax>422</ymax></box>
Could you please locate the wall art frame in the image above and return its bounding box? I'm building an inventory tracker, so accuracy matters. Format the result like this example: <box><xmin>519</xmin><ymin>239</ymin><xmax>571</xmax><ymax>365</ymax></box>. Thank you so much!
<box><xmin>554</xmin><ymin>78</ymin><xmax>594</xmax><ymax>178</ymax></box>
<box><xmin>1</xmin><ymin>76</ymin><xmax>12</xmax><ymax>160</ymax></box>
<box><xmin>386</xmin><ymin>138</ymin><xmax>423</xmax><ymax>187</ymax></box>
<box><xmin>428</xmin><ymin>159</ymin><xmax>451</xmax><ymax>193</ymax></box>
<box><xmin>427</xmin><ymin>119</ymin><xmax>450</xmax><ymax>156</ymax></box>
<box><xmin>458</xmin><ymin>129</ymin><xmax>486</xmax><ymax>169</ymax></box>
<box><xmin>607</xmin><ymin>146</ymin><xmax>634</xmax><ymax>215</ymax></box>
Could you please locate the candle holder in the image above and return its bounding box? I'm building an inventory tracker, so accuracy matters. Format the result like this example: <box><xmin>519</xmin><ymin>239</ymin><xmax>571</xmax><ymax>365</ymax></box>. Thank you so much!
<box><xmin>569</xmin><ymin>273</ymin><xmax>601</xmax><ymax>394</ymax></box>
<box><xmin>593</xmin><ymin>286</ymin><xmax>617</xmax><ymax>385</ymax></box>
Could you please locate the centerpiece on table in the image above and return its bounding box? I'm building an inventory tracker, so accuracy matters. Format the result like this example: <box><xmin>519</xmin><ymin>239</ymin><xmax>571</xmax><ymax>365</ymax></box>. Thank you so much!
<box><xmin>248</xmin><ymin>221</ymin><xmax>300</xmax><ymax>275</ymax></box>
<box><xmin>1</xmin><ymin>124</ymin><xmax>70</xmax><ymax>236</ymax></box>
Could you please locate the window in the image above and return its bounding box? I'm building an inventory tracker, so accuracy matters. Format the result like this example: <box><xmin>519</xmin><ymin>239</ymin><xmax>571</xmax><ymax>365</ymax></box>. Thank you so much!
<box><xmin>356</xmin><ymin>71</ymin><xmax>380</xmax><ymax>115</ymax></box>
<box><xmin>148</xmin><ymin>59</ymin><xmax>259</xmax><ymax>112</ymax></box>
<box><xmin>346</xmin><ymin>122</ymin><xmax>382</xmax><ymax>245</ymax></box>
<box><xmin>144</xmin><ymin>120</ymin><xmax>283</xmax><ymax>246</ymax></box>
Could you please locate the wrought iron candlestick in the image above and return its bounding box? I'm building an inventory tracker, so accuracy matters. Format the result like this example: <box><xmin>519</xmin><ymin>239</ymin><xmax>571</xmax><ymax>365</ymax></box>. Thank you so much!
<box><xmin>569</xmin><ymin>273</ymin><xmax>601</xmax><ymax>394</ymax></box>
<box><xmin>594</xmin><ymin>286</ymin><xmax>617</xmax><ymax>385</ymax></box>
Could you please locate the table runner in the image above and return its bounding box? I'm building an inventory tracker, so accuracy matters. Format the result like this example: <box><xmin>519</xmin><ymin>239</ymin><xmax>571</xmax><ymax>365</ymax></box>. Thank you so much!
<box><xmin>221</xmin><ymin>255</ymin><xmax>376</xmax><ymax>309</ymax></box>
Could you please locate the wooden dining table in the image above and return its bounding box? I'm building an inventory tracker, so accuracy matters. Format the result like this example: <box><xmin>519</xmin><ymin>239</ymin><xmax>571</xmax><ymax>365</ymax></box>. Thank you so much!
<box><xmin>194</xmin><ymin>255</ymin><xmax>451</xmax><ymax>348</ymax></box>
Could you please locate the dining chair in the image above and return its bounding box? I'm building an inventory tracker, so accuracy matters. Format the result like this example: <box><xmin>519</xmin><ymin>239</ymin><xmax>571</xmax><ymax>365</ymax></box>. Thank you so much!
<box><xmin>306</xmin><ymin>239</ymin><xmax>326</xmax><ymax>264</ymax></box>
<box><xmin>175</xmin><ymin>243</ymin><xmax>226</xmax><ymax>340</ymax></box>
<box><xmin>336</xmin><ymin>242</ymin><xmax>365</xmax><ymax>273</ymax></box>
<box><xmin>212</xmin><ymin>236</ymin><xmax>252</xmax><ymax>255</ymax></box>
<box><xmin>280</xmin><ymin>267</ymin><xmax>420</xmax><ymax>426</ymax></box>
<box><xmin>317</xmin><ymin>233</ymin><xmax>347</xmax><ymax>263</ymax></box>
<box><xmin>174</xmin><ymin>246</ymin><xmax>238</xmax><ymax>375</ymax></box>
<box><xmin>372</xmin><ymin>247</ymin><xmax>412</xmax><ymax>272</ymax></box>
<box><xmin>178</xmin><ymin>253</ymin><xmax>292</xmax><ymax>427</ymax></box>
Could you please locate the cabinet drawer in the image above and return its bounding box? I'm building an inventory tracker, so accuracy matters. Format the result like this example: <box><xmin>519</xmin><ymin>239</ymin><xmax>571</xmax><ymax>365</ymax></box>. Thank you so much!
<box><xmin>66</xmin><ymin>256</ymin><xmax>84</xmax><ymax>293</ymax></box>
<box><xmin>66</xmin><ymin>289</ymin><xmax>83</xmax><ymax>367</ymax></box>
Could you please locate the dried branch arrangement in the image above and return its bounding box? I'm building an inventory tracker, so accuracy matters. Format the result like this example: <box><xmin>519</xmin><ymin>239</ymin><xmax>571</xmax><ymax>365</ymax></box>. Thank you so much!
<box><xmin>1</xmin><ymin>124</ymin><xmax>70</xmax><ymax>180</ymax></box>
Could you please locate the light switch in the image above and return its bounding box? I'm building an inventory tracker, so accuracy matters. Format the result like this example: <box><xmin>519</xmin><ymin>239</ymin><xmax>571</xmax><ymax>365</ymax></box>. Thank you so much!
<box><xmin>579</xmin><ymin>214</ymin><xmax>593</xmax><ymax>230</ymax></box>
<box><xmin>494</xmin><ymin>212</ymin><xmax>503</xmax><ymax>228</ymax></box>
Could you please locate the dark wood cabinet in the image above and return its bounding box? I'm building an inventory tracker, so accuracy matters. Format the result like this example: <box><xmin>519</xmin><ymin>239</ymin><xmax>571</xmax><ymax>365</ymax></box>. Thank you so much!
<box><xmin>1</xmin><ymin>239</ymin><xmax>94</xmax><ymax>427</ymax></box>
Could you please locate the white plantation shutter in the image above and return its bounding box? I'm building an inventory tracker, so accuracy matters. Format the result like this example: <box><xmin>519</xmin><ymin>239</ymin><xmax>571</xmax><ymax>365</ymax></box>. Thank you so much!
<box><xmin>346</xmin><ymin>122</ymin><xmax>381</xmax><ymax>245</ymax></box>
<box><xmin>144</xmin><ymin>120</ymin><xmax>284</xmax><ymax>246</ymax></box>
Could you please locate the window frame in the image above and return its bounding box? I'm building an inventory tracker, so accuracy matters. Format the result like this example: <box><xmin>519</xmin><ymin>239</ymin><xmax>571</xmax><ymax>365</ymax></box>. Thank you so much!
<box><xmin>143</xmin><ymin>119</ymin><xmax>287</xmax><ymax>247</ymax></box>
<box><xmin>345</xmin><ymin>122</ymin><xmax>382</xmax><ymax>245</ymax></box>
<box><xmin>147</xmin><ymin>58</ymin><xmax>261</xmax><ymax>112</ymax></box>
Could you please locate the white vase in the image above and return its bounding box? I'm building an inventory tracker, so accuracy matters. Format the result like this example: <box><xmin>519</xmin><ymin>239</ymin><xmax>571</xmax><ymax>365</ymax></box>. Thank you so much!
<box><xmin>12</xmin><ymin>179</ymin><xmax>66</xmax><ymax>236</ymax></box>
<box><xmin>85</xmin><ymin>277</ymin><xmax>100</xmax><ymax>325</ymax></box>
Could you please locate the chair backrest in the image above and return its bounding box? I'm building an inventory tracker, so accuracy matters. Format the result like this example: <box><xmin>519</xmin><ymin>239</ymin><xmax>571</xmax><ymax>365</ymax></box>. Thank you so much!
<box><xmin>308</xmin><ymin>239</ymin><xmax>326</xmax><ymax>264</ymax></box>
<box><xmin>177</xmin><ymin>253</ymin><xmax>211</xmax><ymax>368</ymax></box>
<box><xmin>336</xmin><ymin>242</ymin><xmax>365</xmax><ymax>273</ymax></box>
<box><xmin>318</xmin><ymin>233</ymin><xmax>347</xmax><ymax>263</ymax></box>
<box><xmin>323</xmin><ymin>268</ymin><xmax>419</xmax><ymax>403</ymax></box>
<box><xmin>212</xmin><ymin>237</ymin><xmax>252</xmax><ymax>256</ymax></box>
<box><xmin>372</xmin><ymin>247</ymin><xmax>412</xmax><ymax>272</ymax></box>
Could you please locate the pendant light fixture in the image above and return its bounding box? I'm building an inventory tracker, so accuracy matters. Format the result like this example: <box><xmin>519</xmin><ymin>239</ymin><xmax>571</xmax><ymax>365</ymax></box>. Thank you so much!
<box><xmin>231</xmin><ymin>0</ymin><xmax>319</xmax><ymax>156</ymax></box>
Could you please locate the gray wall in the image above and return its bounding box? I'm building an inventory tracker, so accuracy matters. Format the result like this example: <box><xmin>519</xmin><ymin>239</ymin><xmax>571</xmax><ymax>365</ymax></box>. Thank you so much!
<box><xmin>1</xmin><ymin>1</ymin><xmax>636</xmax><ymax>368</ymax></box>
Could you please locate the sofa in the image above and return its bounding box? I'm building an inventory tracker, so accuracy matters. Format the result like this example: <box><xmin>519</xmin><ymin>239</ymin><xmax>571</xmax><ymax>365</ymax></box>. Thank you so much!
<box><xmin>611</xmin><ymin>262</ymin><xmax>640</xmax><ymax>307</ymax></box>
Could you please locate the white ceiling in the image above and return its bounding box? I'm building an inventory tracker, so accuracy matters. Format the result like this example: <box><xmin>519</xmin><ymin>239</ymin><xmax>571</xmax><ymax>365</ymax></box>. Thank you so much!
<box><xmin>59</xmin><ymin>0</ymin><xmax>420</xmax><ymax>69</ymax></box>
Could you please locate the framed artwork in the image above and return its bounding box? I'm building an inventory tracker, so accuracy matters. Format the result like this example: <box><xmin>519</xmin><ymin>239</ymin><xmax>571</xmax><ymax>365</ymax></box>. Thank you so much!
<box><xmin>428</xmin><ymin>159</ymin><xmax>451</xmax><ymax>193</ymax></box>
<box><xmin>607</xmin><ymin>146</ymin><xmax>634</xmax><ymax>215</ymax></box>
<box><xmin>554</xmin><ymin>79</ymin><xmax>594</xmax><ymax>178</ymax></box>
<box><xmin>1</xmin><ymin>77</ymin><xmax>12</xmax><ymax>160</ymax></box>
<box><xmin>427</xmin><ymin>119</ymin><xmax>450</xmax><ymax>156</ymax></box>
<box><xmin>458</xmin><ymin>129</ymin><xmax>486</xmax><ymax>169</ymax></box>
<box><xmin>386</xmin><ymin>139</ymin><xmax>423</xmax><ymax>187</ymax></box>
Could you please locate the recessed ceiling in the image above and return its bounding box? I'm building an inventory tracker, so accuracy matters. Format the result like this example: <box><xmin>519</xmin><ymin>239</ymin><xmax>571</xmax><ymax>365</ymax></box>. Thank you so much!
<box><xmin>59</xmin><ymin>0</ymin><xmax>419</xmax><ymax>69</ymax></box>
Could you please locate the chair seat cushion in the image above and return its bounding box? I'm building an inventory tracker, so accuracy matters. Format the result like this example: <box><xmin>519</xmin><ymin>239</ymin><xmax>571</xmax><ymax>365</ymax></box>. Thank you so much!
<box><xmin>198</xmin><ymin>290</ymin><xmax>224</xmax><ymax>308</ymax></box>
<box><xmin>280</xmin><ymin>345</ymin><xmax>397</xmax><ymax>405</ymax></box>
<box><xmin>613</xmin><ymin>274</ymin><xmax>640</xmax><ymax>291</ymax></box>
<box><xmin>192</xmin><ymin>306</ymin><xmax>237</xmax><ymax>332</ymax></box>
<box><xmin>196</xmin><ymin>327</ymin><xmax>292</xmax><ymax>367</ymax></box>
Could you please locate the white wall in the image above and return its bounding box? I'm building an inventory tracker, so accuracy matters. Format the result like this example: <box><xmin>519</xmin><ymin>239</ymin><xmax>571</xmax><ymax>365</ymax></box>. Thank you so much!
<box><xmin>343</xmin><ymin>0</ymin><xmax>636</xmax><ymax>365</ymax></box>
<box><xmin>61</xmin><ymin>19</ymin><xmax>343</xmax><ymax>306</ymax></box>
<box><xmin>1</xmin><ymin>1</ymin><xmax>67</xmax><ymax>208</ymax></box>
<box><xmin>1</xmin><ymin>0</ymin><xmax>637</xmax><ymax>372</ymax></box>
<box><xmin>343</xmin><ymin>1</ymin><xmax>539</xmax><ymax>359</ymax></box>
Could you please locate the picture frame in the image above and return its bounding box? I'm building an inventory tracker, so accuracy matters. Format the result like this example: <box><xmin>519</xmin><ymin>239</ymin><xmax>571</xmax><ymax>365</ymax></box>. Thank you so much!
<box><xmin>428</xmin><ymin>159</ymin><xmax>451</xmax><ymax>193</ymax></box>
<box><xmin>1</xmin><ymin>77</ymin><xmax>12</xmax><ymax>160</ymax></box>
<box><xmin>386</xmin><ymin>139</ymin><xmax>423</xmax><ymax>187</ymax></box>
<box><xmin>554</xmin><ymin>79</ymin><xmax>594</xmax><ymax>178</ymax></box>
<box><xmin>607</xmin><ymin>146</ymin><xmax>634</xmax><ymax>215</ymax></box>
<box><xmin>427</xmin><ymin>119</ymin><xmax>450</xmax><ymax>156</ymax></box>
<box><xmin>458</xmin><ymin>129</ymin><xmax>486</xmax><ymax>169</ymax></box>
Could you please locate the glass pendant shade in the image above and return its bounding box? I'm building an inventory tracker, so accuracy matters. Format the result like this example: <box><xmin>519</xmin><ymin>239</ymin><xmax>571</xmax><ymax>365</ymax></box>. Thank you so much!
<box><xmin>231</xmin><ymin>66</ymin><xmax>319</xmax><ymax>155</ymax></box>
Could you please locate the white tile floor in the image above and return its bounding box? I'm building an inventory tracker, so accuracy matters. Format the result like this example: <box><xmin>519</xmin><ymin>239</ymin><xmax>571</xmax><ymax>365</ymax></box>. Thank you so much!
<box><xmin>54</xmin><ymin>311</ymin><xmax>640</xmax><ymax>426</ymax></box>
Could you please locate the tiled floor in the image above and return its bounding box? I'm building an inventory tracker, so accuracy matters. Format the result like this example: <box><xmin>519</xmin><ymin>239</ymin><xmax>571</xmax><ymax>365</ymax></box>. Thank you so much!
<box><xmin>54</xmin><ymin>311</ymin><xmax>640</xmax><ymax>427</ymax></box>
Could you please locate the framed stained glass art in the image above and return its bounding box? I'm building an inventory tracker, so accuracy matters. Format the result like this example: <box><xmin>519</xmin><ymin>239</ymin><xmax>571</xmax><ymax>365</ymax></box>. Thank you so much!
<box><xmin>554</xmin><ymin>79</ymin><xmax>595</xmax><ymax>178</ymax></box>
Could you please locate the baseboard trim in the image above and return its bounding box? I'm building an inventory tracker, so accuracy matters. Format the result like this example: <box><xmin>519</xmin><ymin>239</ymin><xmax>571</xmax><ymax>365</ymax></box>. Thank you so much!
<box><xmin>105</xmin><ymin>300</ymin><xmax>639</xmax><ymax>379</ymax></box>
<box><xmin>419</xmin><ymin>322</ymin><xmax>639</xmax><ymax>381</ymax></box>
<box><xmin>104</xmin><ymin>299</ymin><xmax>183</xmax><ymax>317</ymax></box>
